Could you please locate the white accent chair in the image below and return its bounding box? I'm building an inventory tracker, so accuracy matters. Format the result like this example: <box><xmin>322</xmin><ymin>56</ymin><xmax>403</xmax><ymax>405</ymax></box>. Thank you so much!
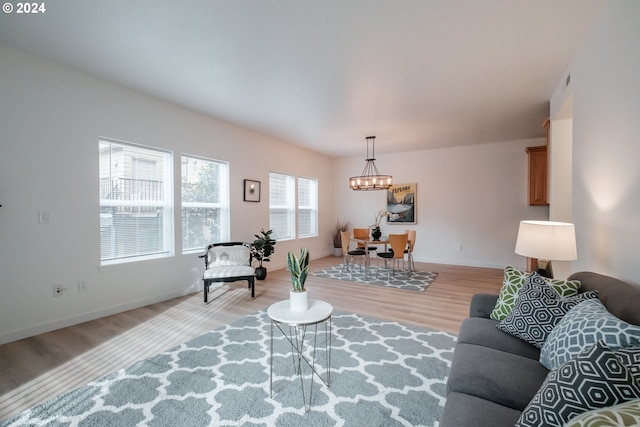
<box><xmin>200</xmin><ymin>242</ymin><xmax>256</xmax><ymax>302</ymax></box>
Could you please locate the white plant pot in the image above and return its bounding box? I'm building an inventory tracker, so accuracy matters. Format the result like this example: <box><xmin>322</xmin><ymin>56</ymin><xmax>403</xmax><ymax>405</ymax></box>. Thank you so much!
<box><xmin>289</xmin><ymin>289</ymin><xmax>309</xmax><ymax>312</ymax></box>
<box><xmin>333</xmin><ymin>247</ymin><xmax>342</xmax><ymax>257</ymax></box>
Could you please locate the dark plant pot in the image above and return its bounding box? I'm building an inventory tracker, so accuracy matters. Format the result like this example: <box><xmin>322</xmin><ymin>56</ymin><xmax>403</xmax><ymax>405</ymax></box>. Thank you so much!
<box><xmin>255</xmin><ymin>266</ymin><xmax>267</xmax><ymax>280</ymax></box>
<box><xmin>371</xmin><ymin>228</ymin><xmax>382</xmax><ymax>240</ymax></box>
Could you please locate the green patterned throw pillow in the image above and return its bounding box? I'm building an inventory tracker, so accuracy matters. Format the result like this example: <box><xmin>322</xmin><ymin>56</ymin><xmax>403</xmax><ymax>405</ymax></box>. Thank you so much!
<box><xmin>563</xmin><ymin>399</ymin><xmax>640</xmax><ymax>427</ymax></box>
<box><xmin>490</xmin><ymin>266</ymin><xmax>581</xmax><ymax>320</ymax></box>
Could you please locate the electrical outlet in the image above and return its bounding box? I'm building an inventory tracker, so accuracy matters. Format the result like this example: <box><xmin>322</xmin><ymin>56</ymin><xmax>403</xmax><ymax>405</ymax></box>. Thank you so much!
<box><xmin>53</xmin><ymin>284</ymin><xmax>64</xmax><ymax>297</ymax></box>
<box><xmin>38</xmin><ymin>210</ymin><xmax>50</xmax><ymax>224</ymax></box>
<box><xmin>78</xmin><ymin>281</ymin><xmax>87</xmax><ymax>292</ymax></box>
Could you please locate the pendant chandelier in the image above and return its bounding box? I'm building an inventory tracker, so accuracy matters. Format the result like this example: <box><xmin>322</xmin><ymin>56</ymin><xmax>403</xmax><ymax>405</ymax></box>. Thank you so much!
<box><xmin>349</xmin><ymin>136</ymin><xmax>393</xmax><ymax>191</ymax></box>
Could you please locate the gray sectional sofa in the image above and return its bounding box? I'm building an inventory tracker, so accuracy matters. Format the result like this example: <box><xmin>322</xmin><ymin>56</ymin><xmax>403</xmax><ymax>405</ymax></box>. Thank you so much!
<box><xmin>440</xmin><ymin>271</ymin><xmax>640</xmax><ymax>427</ymax></box>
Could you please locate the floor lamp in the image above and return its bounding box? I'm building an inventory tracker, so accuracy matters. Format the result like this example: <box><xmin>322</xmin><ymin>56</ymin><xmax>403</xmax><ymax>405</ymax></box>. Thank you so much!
<box><xmin>515</xmin><ymin>220</ymin><xmax>577</xmax><ymax>278</ymax></box>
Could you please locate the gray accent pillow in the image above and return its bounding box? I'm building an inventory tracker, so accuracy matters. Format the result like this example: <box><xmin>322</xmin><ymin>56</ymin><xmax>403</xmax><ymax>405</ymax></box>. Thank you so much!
<box><xmin>540</xmin><ymin>298</ymin><xmax>640</xmax><ymax>370</ymax></box>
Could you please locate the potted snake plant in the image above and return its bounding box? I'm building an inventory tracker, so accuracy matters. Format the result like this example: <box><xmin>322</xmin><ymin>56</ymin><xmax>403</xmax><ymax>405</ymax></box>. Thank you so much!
<box><xmin>287</xmin><ymin>247</ymin><xmax>310</xmax><ymax>311</ymax></box>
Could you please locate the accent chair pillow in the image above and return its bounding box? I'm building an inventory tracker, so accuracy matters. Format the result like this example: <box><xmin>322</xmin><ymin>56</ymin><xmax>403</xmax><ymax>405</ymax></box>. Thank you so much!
<box><xmin>497</xmin><ymin>273</ymin><xmax>598</xmax><ymax>348</ymax></box>
<box><xmin>490</xmin><ymin>267</ymin><xmax>581</xmax><ymax>321</ymax></box>
<box><xmin>563</xmin><ymin>399</ymin><xmax>640</xmax><ymax>427</ymax></box>
<box><xmin>515</xmin><ymin>341</ymin><xmax>640</xmax><ymax>427</ymax></box>
<box><xmin>540</xmin><ymin>298</ymin><xmax>640</xmax><ymax>370</ymax></box>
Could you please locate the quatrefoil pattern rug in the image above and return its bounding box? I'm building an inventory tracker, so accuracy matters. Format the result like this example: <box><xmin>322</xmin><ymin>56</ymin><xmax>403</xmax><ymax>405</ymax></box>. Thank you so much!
<box><xmin>311</xmin><ymin>264</ymin><xmax>438</xmax><ymax>292</ymax></box>
<box><xmin>1</xmin><ymin>311</ymin><xmax>456</xmax><ymax>427</ymax></box>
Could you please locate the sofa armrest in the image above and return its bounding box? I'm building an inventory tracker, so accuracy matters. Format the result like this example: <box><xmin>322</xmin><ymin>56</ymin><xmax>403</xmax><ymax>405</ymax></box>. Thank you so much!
<box><xmin>469</xmin><ymin>293</ymin><xmax>499</xmax><ymax>318</ymax></box>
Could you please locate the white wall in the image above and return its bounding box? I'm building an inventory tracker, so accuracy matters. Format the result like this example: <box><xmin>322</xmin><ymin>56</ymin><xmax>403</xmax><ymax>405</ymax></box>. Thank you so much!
<box><xmin>549</xmin><ymin>118</ymin><xmax>573</xmax><ymax>222</ymax></box>
<box><xmin>334</xmin><ymin>139</ymin><xmax>548</xmax><ymax>269</ymax></box>
<box><xmin>1</xmin><ymin>28</ymin><xmax>591</xmax><ymax>344</ymax></box>
<box><xmin>548</xmin><ymin>118</ymin><xmax>573</xmax><ymax>279</ymax></box>
<box><xmin>0</xmin><ymin>45</ymin><xmax>335</xmax><ymax>344</ymax></box>
<box><xmin>550</xmin><ymin>0</ymin><xmax>640</xmax><ymax>285</ymax></box>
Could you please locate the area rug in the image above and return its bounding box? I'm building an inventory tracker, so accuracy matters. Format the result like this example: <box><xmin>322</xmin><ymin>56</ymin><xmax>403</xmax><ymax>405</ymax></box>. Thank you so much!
<box><xmin>1</xmin><ymin>311</ymin><xmax>456</xmax><ymax>427</ymax></box>
<box><xmin>311</xmin><ymin>264</ymin><xmax>438</xmax><ymax>292</ymax></box>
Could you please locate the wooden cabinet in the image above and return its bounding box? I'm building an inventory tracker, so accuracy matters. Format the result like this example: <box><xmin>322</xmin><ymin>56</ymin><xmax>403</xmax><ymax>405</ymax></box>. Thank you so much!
<box><xmin>526</xmin><ymin>145</ymin><xmax>548</xmax><ymax>206</ymax></box>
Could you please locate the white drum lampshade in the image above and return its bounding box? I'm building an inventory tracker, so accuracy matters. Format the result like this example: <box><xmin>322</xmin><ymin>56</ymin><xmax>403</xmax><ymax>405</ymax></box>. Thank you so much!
<box><xmin>515</xmin><ymin>220</ymin><xmax>577</xmax><ymax>277</ymax></box>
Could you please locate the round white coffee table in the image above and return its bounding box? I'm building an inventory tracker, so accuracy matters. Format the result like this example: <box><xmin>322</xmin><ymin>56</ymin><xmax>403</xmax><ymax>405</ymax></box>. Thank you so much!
<box><xmin>268</xmin><ymin>299</ymin><xmax>333</xmax><ymax>412</ymax></box>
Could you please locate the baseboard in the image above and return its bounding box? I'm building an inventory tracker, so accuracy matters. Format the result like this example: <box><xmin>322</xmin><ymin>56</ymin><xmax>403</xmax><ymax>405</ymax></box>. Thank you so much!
<box><xmin>412</xmin><ymin>256</ymin><xmax>506</xmax><ymax>270</ymax></box>
<box><xmin>0</xmin><ymin>289</ymin><xmax>191</xmax><ymax>345</ymax></box>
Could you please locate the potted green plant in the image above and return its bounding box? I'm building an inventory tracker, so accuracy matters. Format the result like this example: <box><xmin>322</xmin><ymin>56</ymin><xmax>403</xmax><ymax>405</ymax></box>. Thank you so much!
<box><xmin>331</xmin><ymin>219</ymin><xmax>351</xmax><ymax>257</ymax></box>
<box><xmin>251</xmin><ymin>228</ymin><xmax>276</xmax><ymax>280</ymax></box>
<box><xmin>287</xmin><ymin>247</ymin><xmax>310</xmax><ymax>311</ymax></box>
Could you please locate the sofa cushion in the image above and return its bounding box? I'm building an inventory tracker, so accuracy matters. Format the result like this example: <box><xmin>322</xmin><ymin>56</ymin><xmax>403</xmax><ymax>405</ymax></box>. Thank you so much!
<box><xmin>203</xmin><ymin>265</ymin><xmax>255</xmax><ymax>279</ymax></box>
<box><xmin>563</xmin><ymin>399</ymin><xmax>640</xmax><ymax>427</ymax></box>
<box><xmin>540</xmin><ymin>299</ymin><xmax>640</xmax><ymax>370</ymax></box>
<box><xmin>458</xmin><ymin>317</ymin><xmax>540</xmax><ymax>360</ymax></box>
<box><xmin>516</xmin><ymin>341</ymin><xmax>640</xmax><ymax>427</ymax></box>
<box><xmin>497</xmin><ymin>274</ymin><xmax>598</xmax><ymax>348</ymax></box>
<box><xmin>447</xmin><ymin>343</ymin><xmax>549</xmax><ymax>411</ymax></box>
<box><xmin>439</xmin><ymin>392</ymin><xmax>522</xmax><ymax>427</ymax></box>
<box><xmin>490</xmin><ymin>267</ymin><xmax>581</xmax><ymax>321</ymax></box>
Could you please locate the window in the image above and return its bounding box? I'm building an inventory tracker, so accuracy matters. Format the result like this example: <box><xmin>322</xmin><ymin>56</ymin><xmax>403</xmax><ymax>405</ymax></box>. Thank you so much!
<box><xmin>297</xmin><ymin>177</ymin><xmax>318</xmax><ymax>238</ymax></box>
<box><xmin>181</xmin><ymin>155</ymin><xmax>229</xmax><ymax>252</ymax></box>
<box><xmin>99</xmin><ymin>139</ymin><xmax>173</xmax><ymax>265</ymax></box>
<box><xmin>269</xmin><ymin>172</ymin><xmax>295</xmax><ymax>240</ymax></box>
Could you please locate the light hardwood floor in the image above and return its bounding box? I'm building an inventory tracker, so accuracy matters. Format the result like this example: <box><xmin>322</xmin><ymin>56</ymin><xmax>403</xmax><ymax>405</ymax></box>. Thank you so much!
<box><xmin>0</xmin><ymin>256</ymin><xmax>503</xmax><ymax>420</ymax></box>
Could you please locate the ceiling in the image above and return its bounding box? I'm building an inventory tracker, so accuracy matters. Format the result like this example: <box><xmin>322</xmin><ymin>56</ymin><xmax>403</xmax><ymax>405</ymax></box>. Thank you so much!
<box><xmin>0</xmin><ymin>0</ymin><xmax>604</xmax><ymax>158</ymax></box>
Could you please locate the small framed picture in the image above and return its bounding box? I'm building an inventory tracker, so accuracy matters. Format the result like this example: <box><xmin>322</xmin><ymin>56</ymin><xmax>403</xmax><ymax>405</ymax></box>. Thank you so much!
<box><xmin>243</xmin><ymin>179</ymin><xmax>261</xmax><ymax>202</ymax></box>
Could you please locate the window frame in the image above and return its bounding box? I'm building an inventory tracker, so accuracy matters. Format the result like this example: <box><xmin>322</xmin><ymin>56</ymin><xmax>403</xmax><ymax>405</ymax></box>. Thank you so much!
<box><xmin>99</xmin><ymin>138</ymin><xmax>174</xmax><ymax>266</ymax></box>
<box><xmin>297</xmin><ymin>176</ymin><xmax>318</xmax><ymax>238</ymax></box>
<box><xmin>269</xmin><ymin>172</ymin><xmax>296</xmax><ymax>241</ymax></box>
<box><xmin>180</xmin><ymin>154</ymin><xmax>230</xmax><ymax>254</ymax></box>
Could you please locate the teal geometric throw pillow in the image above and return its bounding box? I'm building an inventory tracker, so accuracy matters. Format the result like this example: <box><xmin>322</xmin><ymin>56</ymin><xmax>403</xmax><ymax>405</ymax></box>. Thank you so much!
<box><xmin>490</xmin><ymin>267</ymin><xmax>581</xmax><ymax>321</ymax></box>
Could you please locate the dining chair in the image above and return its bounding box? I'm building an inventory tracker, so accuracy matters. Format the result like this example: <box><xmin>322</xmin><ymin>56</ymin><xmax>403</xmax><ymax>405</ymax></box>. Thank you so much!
<box><xmin>376</xmin><ymin>233</ymin><xmax>409</xmax><ymax>280</ymax></box>
<box><xmin>340</xmin><ymin>231</ymin><xmax>366</xmax><ymax>273</ymax></box>
<box><xmin>404</xmin><ymin>229</ymin><xmax>416</xmax><ymax>273</ymax></box>
<box><xmin>353</xmin><ymin>227</ymin><xmax>378</xmax><ymax>253</ymax></box>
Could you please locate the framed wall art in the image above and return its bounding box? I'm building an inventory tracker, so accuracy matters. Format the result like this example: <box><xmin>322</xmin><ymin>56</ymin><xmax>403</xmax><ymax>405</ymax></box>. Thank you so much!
<box><xmin>386</xmin><ymin>183</ymin><xmax>416</xmax><ymax>224</ymax></box>
<box><xmin>243</xmin><ymin>179</ymin><xmax>261</xmax><ymax>202</ymax></box>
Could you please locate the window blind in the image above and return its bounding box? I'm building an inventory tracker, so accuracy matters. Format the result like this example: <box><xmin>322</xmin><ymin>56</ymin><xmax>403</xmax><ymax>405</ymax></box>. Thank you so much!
<box><xmin>297</xmin><ymin>177</ymin><xmax>318</xmax><ymax>238</ymax></box>
<box><xmin>99</xmin><ymin>139</ymin><xmax>173</xmax><ymax>264</ymax></box>
<box><xmin>269</xmin><ymin>172</ymin><xmax>295</xmax><ymax>240</ymax></box>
